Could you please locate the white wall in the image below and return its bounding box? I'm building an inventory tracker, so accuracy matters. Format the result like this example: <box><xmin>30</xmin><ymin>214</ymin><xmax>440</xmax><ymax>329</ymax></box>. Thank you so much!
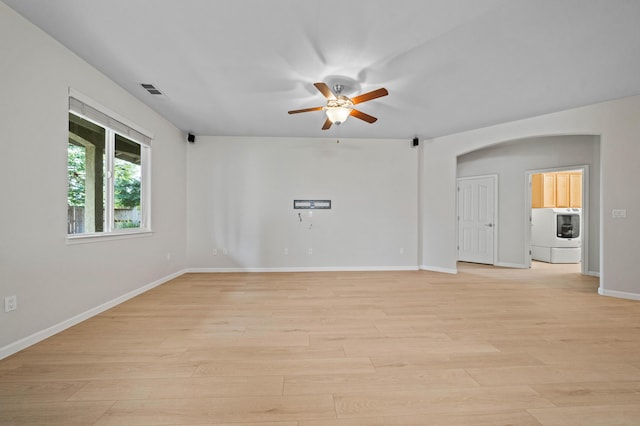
<box><xmin>457</xmin><ymin>135</ymin><xmax>600</xmax><ymax>272</ymax></box>
<box><xmin>422</xmin><ymin>95</ymin><xmax>640</xmax><ymax>299</ymax></box>
<box><xmin>187</xmin><ymin>136</ymin><xmax>419</xmax><ymax>270</ymax></box>
<box><xmin>0</xmin><ymin>3</ymin><xmax>187</xmax><ymax>355</ymax></box>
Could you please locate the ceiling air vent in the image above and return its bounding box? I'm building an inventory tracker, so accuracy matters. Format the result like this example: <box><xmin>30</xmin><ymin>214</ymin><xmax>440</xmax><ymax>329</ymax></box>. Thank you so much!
<box><xmin>141</xmin><ymin>83</ymin><xmax>163</xmax><ymax>95</ymax></box>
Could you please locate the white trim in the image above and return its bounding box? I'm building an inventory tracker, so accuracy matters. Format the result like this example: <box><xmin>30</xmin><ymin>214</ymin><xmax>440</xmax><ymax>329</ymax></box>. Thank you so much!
<box><xmin>495</xmin><ymin>262</ymin><xmax>528</xmax><ymax>269</ymax></box>
<box><xmin>187</xmin><ymin>266</ymin><xmax>420</xmax><ymax>273</ymax></box>
<box><xmin>524</xmin><ymin>173</ymin><xmax>533</xmax><ymax>267</ymax></box>
<box><xmin>598</xmin><ymin>288</ymin><xmax>640</xmax><ymax>301</ymax></box>
<box><xmin>0</xmin><ymin>269</ymin><xmax>186</xmax><ymax>361</ymax></box>
<box><xmin>420</xmin><ymin>265</ymin><xmax>458</xmax><ymax>274</ymax></box>
<box><xmin>587</xmin><ymin>270</ymin><xmax>600</xmax><ymax>277</ymax></box>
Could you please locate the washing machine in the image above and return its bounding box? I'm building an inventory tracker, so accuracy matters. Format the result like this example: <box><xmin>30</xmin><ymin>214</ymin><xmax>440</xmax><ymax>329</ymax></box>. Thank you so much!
<box><xmin>531</xmin><ymin>208</ymin><xmax>581</xmax><ymax>263</ymax></box>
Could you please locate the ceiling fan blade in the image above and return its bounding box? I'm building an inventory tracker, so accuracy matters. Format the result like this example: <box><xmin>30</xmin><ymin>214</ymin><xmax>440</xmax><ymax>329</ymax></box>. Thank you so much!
<box><xmin>351</xmin><ymin>88</ymin><xmax>389</xmax><ymax>105</ymax></box>
<box><xmin>288</xmin><ymin>106</ymin><xmax>324</xmax><ymax>114</ymax></box>
<box><xmin>350</xmin><ymin>109</ymin><xmax>378</xmax><ymax>123</ymax></box>
<box><xmin>321</xmin><ymin>118</ymin><xmax>333</xmax><ymax>130</ymax></box>
<box><xmin>314</xmin><ymin>82</ymin><xmax>336</xmax><ymax>101</ymax></box>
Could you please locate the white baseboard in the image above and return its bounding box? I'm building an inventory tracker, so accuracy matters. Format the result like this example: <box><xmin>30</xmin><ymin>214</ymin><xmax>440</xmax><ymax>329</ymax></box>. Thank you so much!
<box><xmin>0</xmin><ymin>269</ymin><xmax>187</xmax><ymax>361</ymax></box>
<box><xmin>587</xmin><ymin>271</ymin><xmax>600</xmax><ymax>277</ymax></box>
<box><xmin>598</xmin><ymin>287</ymin><xmax>640</xmax><ymax>301</ymax></box>
<box><xmin>495</xmin><ymin>262</ymin><xmax>528</xmax><ymax>269</ymax></box>
<box><xmin>187</xmin><ymin>266</ymin><xmax>420</xmax><ymax>273</ymax></box>
<box><xmin>420</xmin><ymin>265</ymin><xmax>458</xmax><ymax>274</ymax></box>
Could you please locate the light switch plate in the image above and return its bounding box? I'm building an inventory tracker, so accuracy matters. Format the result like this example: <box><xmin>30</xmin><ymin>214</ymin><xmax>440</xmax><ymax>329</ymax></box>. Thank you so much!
<box><xmin>612</xmin><ymin>209</ymin><xmax>627</xmax><ymax>218</ymax></box>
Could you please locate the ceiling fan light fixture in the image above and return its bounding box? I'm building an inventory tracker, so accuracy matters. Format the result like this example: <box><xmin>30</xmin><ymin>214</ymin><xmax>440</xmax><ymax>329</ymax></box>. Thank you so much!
<box><xmin>325</xmin><ymin>106</ymin><xmax>351</xmax><ymax>124</ymax></box>
<box><xmin>288</xmin><ymin>82</ymin><xmax>387</xmax><ymax>130</ymax></box>
<box><xmin>325</xmin><ymin>94</ymin><xmax>354</xmax><ymax>124</ymax></box>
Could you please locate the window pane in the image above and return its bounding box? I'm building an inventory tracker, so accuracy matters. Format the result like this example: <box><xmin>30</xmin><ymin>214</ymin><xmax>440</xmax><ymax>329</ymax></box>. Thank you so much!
<box><xmin>68</xmin><ymin>113</ymin><xmax>106</xmax><ymax>234</ymax></box>
<box><xmin>114</xmin><ymin>134</ymin><xmax>142</xmax><ymax>229</ymax></box>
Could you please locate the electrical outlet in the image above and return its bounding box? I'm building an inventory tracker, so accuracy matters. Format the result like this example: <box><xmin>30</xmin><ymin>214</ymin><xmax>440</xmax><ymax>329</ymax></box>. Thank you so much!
<box><xmin>5</xmin><ymin>295</ymin><xmax>17</xmax><ymax>313</ymax></box>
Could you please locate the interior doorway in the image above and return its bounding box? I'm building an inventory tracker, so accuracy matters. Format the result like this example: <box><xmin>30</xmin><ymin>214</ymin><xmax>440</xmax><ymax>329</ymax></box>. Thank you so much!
<box><xmin>526</xmin><ymin>165</ymin><xmax>589</xmax><ymax>275</ymax></box>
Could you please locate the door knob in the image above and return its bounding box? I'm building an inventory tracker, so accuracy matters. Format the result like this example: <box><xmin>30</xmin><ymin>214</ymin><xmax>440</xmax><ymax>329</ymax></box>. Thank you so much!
<box><xmin>485</xmin><ymin>223</ymin><xmax>494</xmax><ymax>227</ymax></box>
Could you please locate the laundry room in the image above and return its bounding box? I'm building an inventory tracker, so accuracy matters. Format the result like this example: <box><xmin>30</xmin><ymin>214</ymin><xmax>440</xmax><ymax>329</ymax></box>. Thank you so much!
<box><xmin>531</xmin><ymin>171</ymin><xmax>582</xmax><ymax>264</ymax></box>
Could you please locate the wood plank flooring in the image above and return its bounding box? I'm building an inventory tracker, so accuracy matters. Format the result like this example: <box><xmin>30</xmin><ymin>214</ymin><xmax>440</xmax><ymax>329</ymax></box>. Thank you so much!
<box><xmin>2</xmin><ymin>262</ymin><xmax>640</xmax><ymax>425</ymax></box>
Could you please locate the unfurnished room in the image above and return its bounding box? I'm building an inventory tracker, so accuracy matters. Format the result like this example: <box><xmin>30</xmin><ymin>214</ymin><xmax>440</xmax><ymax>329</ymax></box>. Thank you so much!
<box><xmin>1</xmin><ymin>1</ymin><xmax>640</xmax><ymax>424</ymax></box>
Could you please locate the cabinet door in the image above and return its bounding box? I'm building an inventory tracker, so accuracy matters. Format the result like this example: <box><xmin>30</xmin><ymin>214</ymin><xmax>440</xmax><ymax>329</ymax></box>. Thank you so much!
<box><xmin>542</xmin><ymin>173</ymin><xmax>556</xmax><ymax>208</ymax></box>
<box><xmin>532</xmin><ymin>174</ymin><xmax>543</xmax><ymax>208</ymax></box>
<box><xmin>556</xmin><ymin>173</ymin><xmax>570</xmax><ymax>207</ymax></box>
<box><xmin>570</xmin><ymin>173</ymin><xmax>582</xmax><ymax>207</ymax></box>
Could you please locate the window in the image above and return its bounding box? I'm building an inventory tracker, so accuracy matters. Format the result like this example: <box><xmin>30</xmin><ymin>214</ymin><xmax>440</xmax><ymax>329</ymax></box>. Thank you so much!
<box><xmin>67</xmin><ymin>93</ymin><xmax>151</xmax><ymax>238</ymax></box>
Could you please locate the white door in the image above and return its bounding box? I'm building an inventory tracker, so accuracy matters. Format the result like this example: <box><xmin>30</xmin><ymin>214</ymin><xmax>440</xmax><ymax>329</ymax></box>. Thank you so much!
<box><xmin>457</xmin><ymin>176</ymin><xmax>496</xmax><ymax>264</ymax></box>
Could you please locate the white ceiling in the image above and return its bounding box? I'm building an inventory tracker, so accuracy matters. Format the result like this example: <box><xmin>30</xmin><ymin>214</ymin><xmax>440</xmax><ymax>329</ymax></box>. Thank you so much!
<box><xmin>5</xmin><ymin>0</ymin><xmax>640</xmax><ymax>140</ymax></box>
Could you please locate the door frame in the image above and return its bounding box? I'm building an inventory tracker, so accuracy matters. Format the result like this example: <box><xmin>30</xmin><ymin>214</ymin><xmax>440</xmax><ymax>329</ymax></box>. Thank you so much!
<box><xmin>456</xmin><ymin>174</ymin><xmax>498</xmax><ymax>265</ymax></box>
<box><xmin>524</xmin><ymin>165</ymin><xmax>589</xmax><ymax>275</ymax></box>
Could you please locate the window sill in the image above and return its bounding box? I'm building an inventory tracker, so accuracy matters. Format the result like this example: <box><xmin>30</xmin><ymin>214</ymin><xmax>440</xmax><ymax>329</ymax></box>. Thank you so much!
<box><xmin>66</xmin><ymin>230</ymin><xmax>153</xmax><ymax>245</ymax></box>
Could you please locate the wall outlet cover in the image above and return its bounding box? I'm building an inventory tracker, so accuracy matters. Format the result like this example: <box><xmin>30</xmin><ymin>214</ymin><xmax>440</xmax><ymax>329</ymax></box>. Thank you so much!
<box><xmin>5</xmin><ymin>295</ymin><xmax>17</xmax><ymax>312</ymax></box>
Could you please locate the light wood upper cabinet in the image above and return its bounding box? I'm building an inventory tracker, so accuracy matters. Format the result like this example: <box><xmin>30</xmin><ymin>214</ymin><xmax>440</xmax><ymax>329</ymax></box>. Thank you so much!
<box><xmin>532</xmin><ymin>172</ymin><xmax>581</xmax><ymax>208</ymax></box>
<box><xmin>555</xmin><ymin>173</ymin><xmax>570</xmax><ymax>207</ymax></box>
<box><xmin>532</xmin><ymin>173</ymin><xmax>556</xmax><ymax>208</ymax></box>
<box><xmin>570</xmin><ymin>173</ymin><xmax>582</xmax><ymax>207</ymax></box>
<box><xmin>543</xmin><ymin>173</ymin><xmax>556</xmax><ymax>207</ymax></box>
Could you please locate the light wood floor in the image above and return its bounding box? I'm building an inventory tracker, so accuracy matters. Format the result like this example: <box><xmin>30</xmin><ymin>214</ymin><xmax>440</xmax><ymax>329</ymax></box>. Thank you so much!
<box><xmin>2</xmin><ymin>262</ymin><xmax>640</xmax><ymax>425</ymax></box>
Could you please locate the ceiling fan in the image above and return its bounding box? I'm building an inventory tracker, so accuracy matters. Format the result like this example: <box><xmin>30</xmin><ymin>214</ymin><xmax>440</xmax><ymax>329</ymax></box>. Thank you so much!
<box><xmin>288</xmin><ymin>82</ymin><xmax>388</xmax><ymax>130</ymax></box>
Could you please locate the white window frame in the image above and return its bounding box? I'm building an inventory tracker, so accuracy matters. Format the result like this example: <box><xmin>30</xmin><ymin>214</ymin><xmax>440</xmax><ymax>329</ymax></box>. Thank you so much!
<box><xmin>67</xmin><ymin>89</ymin><xmax>153</xmax><ymax>243</ymax></box>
